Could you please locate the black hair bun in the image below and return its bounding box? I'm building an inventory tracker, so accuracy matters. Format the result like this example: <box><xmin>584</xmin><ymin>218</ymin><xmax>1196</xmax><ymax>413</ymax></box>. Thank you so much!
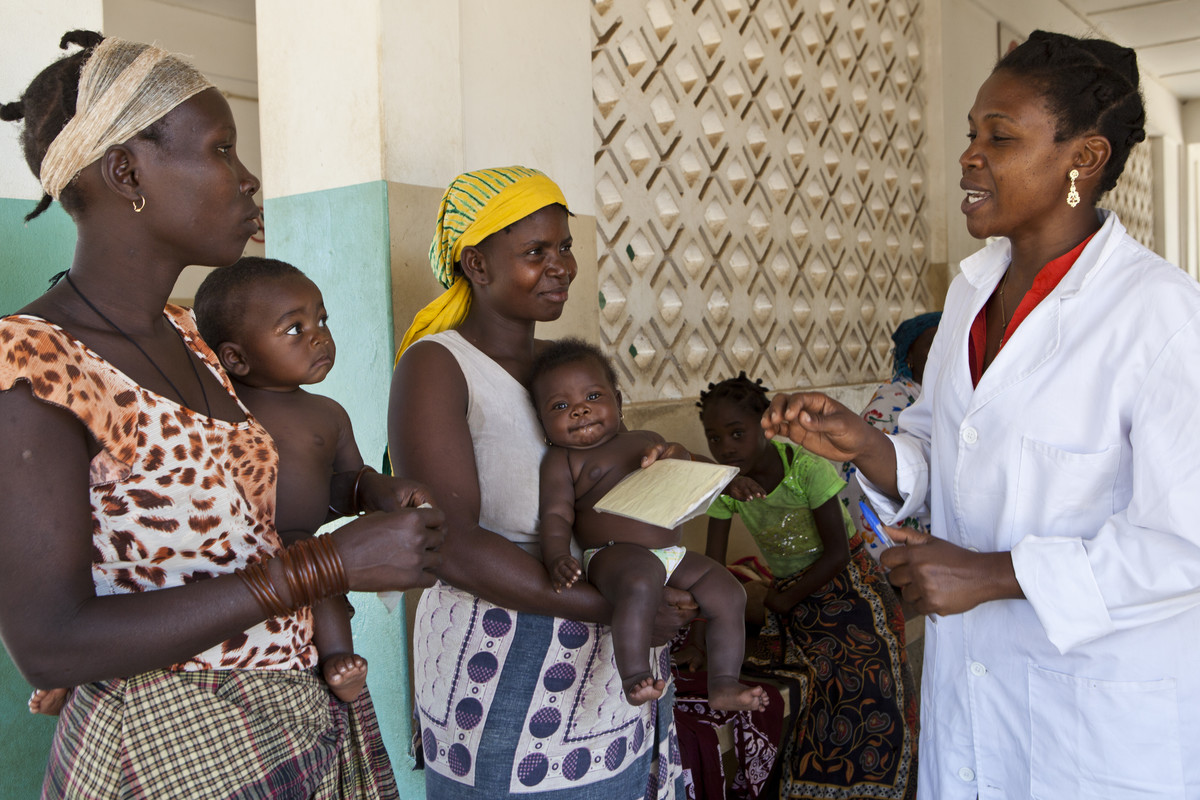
<box><xmin>0</xmin><ymin>100</ymin><xmax>24</xmax><ymax>122</ymax></box>
<box><xmin>60</xmin><ymin>30</ymin><xmax>104</xmax><ymax>51</ymax></box>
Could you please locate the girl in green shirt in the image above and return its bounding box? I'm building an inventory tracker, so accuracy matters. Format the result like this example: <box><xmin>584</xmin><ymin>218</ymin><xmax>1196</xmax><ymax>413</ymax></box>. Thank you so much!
<box><xmin>693</xmin><ymin>373</ymin><xmax>918</xmax><ymax>800</ymax></box>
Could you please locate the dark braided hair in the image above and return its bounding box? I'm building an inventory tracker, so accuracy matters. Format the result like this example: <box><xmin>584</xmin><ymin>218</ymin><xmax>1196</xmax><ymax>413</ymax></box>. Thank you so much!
<box><xmin>697</xmin><ymin>372</ymin><xmax>770</xmax><ymax>418</ymax></box>
<box><xmin>529</xmin><ymin>337</ymin><xmax>619</xmax><ymax>405</ymax></box>
<box><xmin>995</xmin><ymin>30</ymin><xmax>1145</xmax><ymax>196</ymax></box>
<box><xmin>1</xmin><ymin>30</ymin><xmax>171</xmax><ymax>222</ymax></box>
<box><xmin>193</xmin><ymin>257</ymin><xmax>305</xmax><ymax>348</ymax></box>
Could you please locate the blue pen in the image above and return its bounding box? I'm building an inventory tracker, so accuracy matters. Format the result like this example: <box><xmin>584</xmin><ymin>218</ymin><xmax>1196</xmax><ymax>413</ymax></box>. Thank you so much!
<box><xmin>858</xmin><ymin>500</ymin><xmax>896</xmax><ymax>549</ymax></box>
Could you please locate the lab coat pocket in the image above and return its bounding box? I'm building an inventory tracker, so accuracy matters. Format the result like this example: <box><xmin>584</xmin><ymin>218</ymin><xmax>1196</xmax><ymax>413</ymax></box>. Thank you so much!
<box><xmin>1028</xmin><ymin>664</ymin><xmax>1182</xmax><ymax>799</ymax></box>
<box><xmin>1013</xmin><ymin>438</ymin><xmax>1118</xmax><ymax>546</ymax></box>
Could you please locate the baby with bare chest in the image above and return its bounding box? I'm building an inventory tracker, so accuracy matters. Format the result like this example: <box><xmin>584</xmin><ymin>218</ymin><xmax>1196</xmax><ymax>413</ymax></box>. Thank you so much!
<box><xmin>532</xmin><ymin>338</ymin><xmax>766</xmax><ymax>711</ymax></box>
<box><xmin>195</xmin><ymin>257</ymin><xmax>434</xmax><ymax>702</ymax></box>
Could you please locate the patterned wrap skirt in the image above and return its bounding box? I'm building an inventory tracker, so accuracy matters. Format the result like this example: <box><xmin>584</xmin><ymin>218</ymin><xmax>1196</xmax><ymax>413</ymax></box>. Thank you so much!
<box><xmin>746</xmin><ymin>538</ymin><xmax>919</xmax><ymax>800</ymax></box>
<box><xmin>414</xmin><ymin>581</ymin><xmax>684</xmax><ymax>799</ymax></box>
<box><xmin>42</xmin><ymin>667</ymin><xmax>397</xmax><ymax>800</ymax></box>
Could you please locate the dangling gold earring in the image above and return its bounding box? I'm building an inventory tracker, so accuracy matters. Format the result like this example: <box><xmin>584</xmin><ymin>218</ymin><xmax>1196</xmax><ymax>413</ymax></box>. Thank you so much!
<box><xmin>132</xmin><ymin>195</ymin><xmax>147</xmax><ymax>213</ymax></box>
<box><xmin>1066</xmin><ymin>169</ymin><xmax>1080</xmax><ymax>208</ymax></box>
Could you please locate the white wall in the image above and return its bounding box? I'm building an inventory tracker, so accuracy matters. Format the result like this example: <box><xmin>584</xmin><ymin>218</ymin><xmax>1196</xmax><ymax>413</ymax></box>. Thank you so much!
<box><xmin>104</xmin><ymin>0</ymin><xmax>257</xmax><ymax>99</ymax></box>
<box><xmin>0</xmin><ymin>1</ymin><xmax>104</xmax><ymax>200</ymax></box>
<box><xmin>380</xmin><ymin>1</ymin><xmax>463</xmax><ymax>190</ymax></box>
<box><xmin>256</xmin><ymin>0</ymin><xmax>384</xmax><ymax>198</ymax></box>
<box><xmin>1184</xmin><ymin>100</ymin><xmax>1200</xmax><ymax>279</ymax></box>
<box><xmin>1143</xmin><ymin>78</ymin><xmax>1186</xmax><ymax>265</ymax></box>
<box><xmin>458</xmin><ymin>0</ymin><xmax>595</xmax><ymax>216</ymax></box>
<box><xmin>379</xmin><ymin>1</ymin><xmax>595</xmax><ymax>213</ymax></box>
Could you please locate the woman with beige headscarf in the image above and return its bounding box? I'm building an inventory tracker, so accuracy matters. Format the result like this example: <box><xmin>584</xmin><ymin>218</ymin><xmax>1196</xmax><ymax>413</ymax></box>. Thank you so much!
<box><xmin>0</xmin><ymin>31</ymin><xmax>444</xmax><ymax>798</ymax></box>
<box><xmin>388</xmin><ymin>167</ymin><xmax>694</xmax><ymax>799</ymax></box>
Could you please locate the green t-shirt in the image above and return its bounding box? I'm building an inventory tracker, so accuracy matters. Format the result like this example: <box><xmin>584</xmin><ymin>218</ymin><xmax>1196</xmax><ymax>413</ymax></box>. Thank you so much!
<box><xmin>707</xmin><ymin>440</ymin><xmax>855</xmax><ymax>579</ymax></box>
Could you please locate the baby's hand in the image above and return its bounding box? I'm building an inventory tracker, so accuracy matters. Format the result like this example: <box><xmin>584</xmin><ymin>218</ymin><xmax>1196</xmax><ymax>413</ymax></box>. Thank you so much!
<box><xmin>640</xmin><ymin>441</ymin><xmax>692</xmax><ymax>468</ymax></box>
<box><xmin>548</xmin><ymin>555</ymin><xmax>582</xmax><ymax>592</ymax></box>
<box><xmin>361</xmin><ymin>473</ymin><xmax>435</xmax><ymax>513</ymax></box>
<box><xmin>725</xmin><ymin>475</ymin><xmax>766</xmax><ymax>501</ymax></box>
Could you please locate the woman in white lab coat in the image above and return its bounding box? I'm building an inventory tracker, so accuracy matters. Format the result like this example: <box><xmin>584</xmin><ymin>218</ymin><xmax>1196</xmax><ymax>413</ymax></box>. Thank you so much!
<box><xmin>764</xmin><ymin>31</ymin><xmax>1200</xmax><ymax>800</ymax></box>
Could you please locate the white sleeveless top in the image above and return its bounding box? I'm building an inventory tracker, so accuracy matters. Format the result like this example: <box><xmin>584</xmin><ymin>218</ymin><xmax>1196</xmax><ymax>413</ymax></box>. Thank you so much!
<box><xmin>425</xmin><ymin>330</ymin><xmax>547</xmax><ymax>557</ymax></box>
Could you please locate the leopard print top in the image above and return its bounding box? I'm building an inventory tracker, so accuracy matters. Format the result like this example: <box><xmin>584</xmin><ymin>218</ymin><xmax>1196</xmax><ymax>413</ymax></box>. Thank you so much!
<box><xmin>0</xmin><ymin>306</ymin><xmax>316</xmax><ymax>671</ymax></box>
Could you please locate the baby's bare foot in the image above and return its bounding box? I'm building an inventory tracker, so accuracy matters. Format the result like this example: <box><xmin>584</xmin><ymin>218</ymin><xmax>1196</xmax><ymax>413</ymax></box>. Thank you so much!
<box><xmin>324</xmin><ymin>653</ymin><xmax>368</xmax><ymax>703</ymax></box>
<box><xmin>708</xmin><ymin>677</ymin><xmax>769</xmax><ymax>712</ymax></box>
<box><xmin>622</xmin><ymin>673</ymin><xmax>666</xmax><ymax>706</ymax></box>
<box><xmin>29</xmin><ymin>687</ymin><xmax>70</xmax><ymax>716</ymax></box>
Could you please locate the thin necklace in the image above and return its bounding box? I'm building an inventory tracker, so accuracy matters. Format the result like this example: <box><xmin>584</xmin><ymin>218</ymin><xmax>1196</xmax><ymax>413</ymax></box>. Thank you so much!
<box><xmin>64</xmin><ymin>274</ymin><xmax>211</xmax><ymax>417</ymax></box>
<box><xmin>997</xmin><ymin>270</ymin><xmax>1014</xmax><ymax>344</ymax></box>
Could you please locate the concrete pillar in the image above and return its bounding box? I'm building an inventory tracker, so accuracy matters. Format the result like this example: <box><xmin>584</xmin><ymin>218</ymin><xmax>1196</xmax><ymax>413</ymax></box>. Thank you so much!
<box><xmin>255</xmin><ymin>0</ymin><xmax>419</xmax><ymax>792</ymax></box>
<box><xmin>255</xmin><ymin>2</ymin><xmax>594</xmax><ymax>793</ymax></box>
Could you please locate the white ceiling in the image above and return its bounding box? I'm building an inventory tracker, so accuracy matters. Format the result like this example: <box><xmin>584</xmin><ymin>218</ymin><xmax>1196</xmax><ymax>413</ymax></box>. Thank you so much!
<box><xmin>1067</xmin><ymin>0</ymin><xmax>1200</xmax><ymax>100</ymax></box>
<box><xmin>153</xmin><ymin>0</ymin><xmax>1200</xmax><ymax>101</ymax></box>
<box><xmin>153</xmin><ymin>0</ymin><xmax>254</xmax><ymax>24</ymax></box>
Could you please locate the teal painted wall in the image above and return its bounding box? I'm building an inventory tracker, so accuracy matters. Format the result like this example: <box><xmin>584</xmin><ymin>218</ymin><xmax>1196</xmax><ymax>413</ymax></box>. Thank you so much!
<box><xmin>266</xmin><ymin>181</ymin><xmax>423</xmax><ymax>796</ymax></box>
<box><xmin>0</xmin><ymin>198</ymin><xmax>76</xmax><ymax>798</ymax></box>
<box><xmin>1</xmin><ymin>199</ymin><xmax>76</xmax><ymax>315</ymax></box>
<box><xmin>0</xmin><ymin>657</ymin><xmax>56</xmax><ymax>798</ymax></box>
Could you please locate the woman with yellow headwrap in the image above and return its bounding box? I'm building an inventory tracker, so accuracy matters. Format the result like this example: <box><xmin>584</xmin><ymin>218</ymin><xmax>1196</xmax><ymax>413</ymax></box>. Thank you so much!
<box><xmin>0</xmin><ymin>31</ymin><xmax>444</xmax><ymax>798</ymax></box>
<box><xmin>389</xmin><ymin>167</ymin><xmax>691</xmax><ymax>799</ymax></box>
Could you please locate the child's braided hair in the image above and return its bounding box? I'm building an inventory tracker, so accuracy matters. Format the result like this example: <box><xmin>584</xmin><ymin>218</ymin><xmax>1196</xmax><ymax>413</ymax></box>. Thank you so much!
<box><xmin>697</xmin><ymin>372</ymin><xmax>770</xmax><ymax>417</ymax></box>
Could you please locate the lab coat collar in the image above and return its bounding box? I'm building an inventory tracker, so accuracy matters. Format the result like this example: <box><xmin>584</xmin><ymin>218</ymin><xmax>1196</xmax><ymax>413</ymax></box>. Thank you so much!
<box><xmin>957</xmin><ymin>209</ymin><xmax>1126</xmax><ymax>411</ymax></box>
<box><xmin>959</xmin><ymin>208</ymin><xmax>1125</xmax><ymax>298</ymax></box>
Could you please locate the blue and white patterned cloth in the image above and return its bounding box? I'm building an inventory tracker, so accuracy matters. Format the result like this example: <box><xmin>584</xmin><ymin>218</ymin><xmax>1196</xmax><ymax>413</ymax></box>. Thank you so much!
<box><xmin>415</xmin><ymin>581</ymin><xmax>683</xmax><ymax>798</ymax></box>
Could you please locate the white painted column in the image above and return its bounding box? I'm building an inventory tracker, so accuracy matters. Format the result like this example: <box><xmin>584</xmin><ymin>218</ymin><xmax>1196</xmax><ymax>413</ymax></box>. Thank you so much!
<box><xmin>253</xmin><ymin>5</ymin><xmax>596</xmax><ymax>793</ymax></box>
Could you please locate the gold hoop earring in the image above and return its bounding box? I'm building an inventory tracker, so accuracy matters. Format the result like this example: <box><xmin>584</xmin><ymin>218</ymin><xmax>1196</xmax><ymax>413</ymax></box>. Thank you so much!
<box><xmin>132</xmin><ymin>195</ymin><xmax>147</xmax><ymax>213</ymax></box>
<box><xmin>1066</xmin><ymin>169</ymin><xmax>1080</xmax><ymax>208</ymax></box>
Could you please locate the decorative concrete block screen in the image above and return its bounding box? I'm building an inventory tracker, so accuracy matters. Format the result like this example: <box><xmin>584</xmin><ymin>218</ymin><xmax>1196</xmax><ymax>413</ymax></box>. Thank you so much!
<box><xmin>1104</xmin><ymin>143</ymin><xmax>1154</xmax><ymax>252</ymax></box>
<box><xmin>592</xmin><ymin>0</ymin><xmax>935</xmax><ymax>402</ymax></box>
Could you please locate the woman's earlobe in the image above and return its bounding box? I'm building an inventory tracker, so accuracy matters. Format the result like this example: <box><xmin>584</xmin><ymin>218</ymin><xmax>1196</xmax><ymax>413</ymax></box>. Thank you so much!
<box><xmin>459</xmin><ymin>246</ymin><xmax>490</xmax><ymax>286</ymax></box>
<box><xmin>100</xmin><ymin>145</ymin><xmax>142</xmax><ymax>205</ymax></box>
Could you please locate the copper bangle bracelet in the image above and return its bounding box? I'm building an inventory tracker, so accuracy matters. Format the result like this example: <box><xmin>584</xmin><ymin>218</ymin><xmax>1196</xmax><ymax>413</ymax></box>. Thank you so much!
<box><xmin>350</xmin><ymin>465</ymin><xmax>375</xmax><ymax>515</ymax></box>
<box><xmin>328</xmin><ymin>464</ymin><xmax>375</xmax><ymax>517</ymax></box>
<box><xmin>238</xmin><ymin>535</ymin><xmax>350</xmax><ymax>619</ymax></box>
<box><xmin>235</xmin><ymin>561</ymin><xmax>290</xmax><ymax>618</ymax></box>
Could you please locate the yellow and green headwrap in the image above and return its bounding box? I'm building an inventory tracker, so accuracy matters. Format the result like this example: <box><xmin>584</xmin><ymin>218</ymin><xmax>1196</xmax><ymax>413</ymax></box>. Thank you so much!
<box><xmin>395</xmin><ymin>166</ymin><xmax>569</xmax><ymax>362</ymax></box>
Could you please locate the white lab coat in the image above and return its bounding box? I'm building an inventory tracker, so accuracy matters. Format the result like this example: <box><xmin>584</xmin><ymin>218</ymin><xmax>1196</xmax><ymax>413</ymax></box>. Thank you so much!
<box><xmin>864</xmin><ymin>211</ymin><xmax>1200</xmax><ymax>799</ymax></box>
